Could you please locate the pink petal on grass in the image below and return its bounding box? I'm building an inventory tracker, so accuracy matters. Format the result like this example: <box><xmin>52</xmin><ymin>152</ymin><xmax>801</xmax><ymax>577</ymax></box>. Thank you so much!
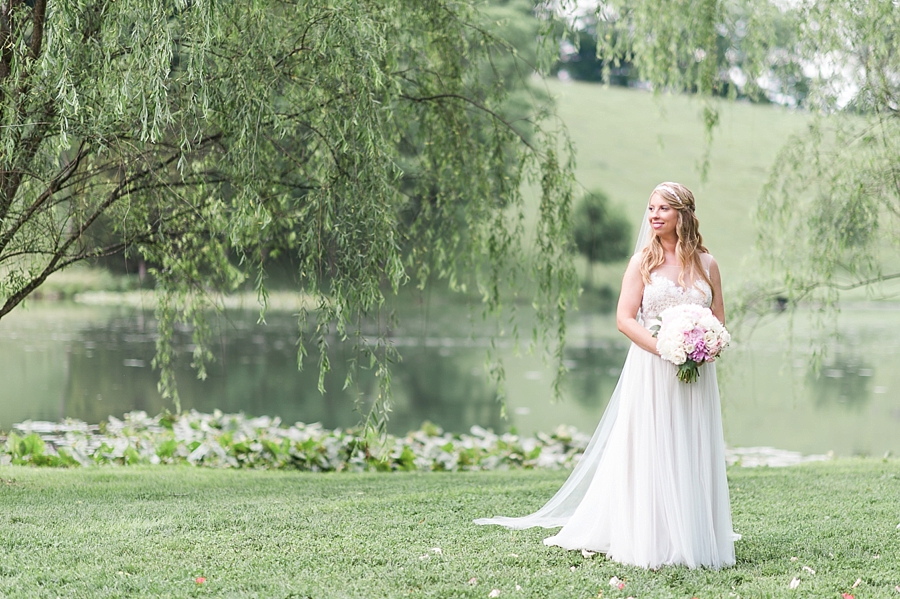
<box><xmin>789</xmin><ymin>577</ymin><xmax>800</xmax><ymax>589</ymax></box>
<box><xmin>842</xmin><ymin>594</ymin><xmax>854</xmax><ymax>599</ymax></box>
<box><xmin>195</xmin><ymin>577</ymin><xmax>206</xmax><ymax>585</ymax></box>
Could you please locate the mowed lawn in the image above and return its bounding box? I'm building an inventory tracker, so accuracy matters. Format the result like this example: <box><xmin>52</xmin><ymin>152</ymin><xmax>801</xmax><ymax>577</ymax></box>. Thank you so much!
<box><xmin>1</xmin><ymin>460</ymin><xmax>899</xmax><ymax>598</ymax></box>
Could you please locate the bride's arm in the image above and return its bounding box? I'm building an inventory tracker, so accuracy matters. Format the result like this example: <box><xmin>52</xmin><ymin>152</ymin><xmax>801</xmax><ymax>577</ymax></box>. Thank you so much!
<box><xmin>616</xmin><ymin>255</ymin><xmax>659</xmax><ymax>355</ymax></box>
<box><xmin>707</xmin><ymin>255</ymin><xmax>725</xmax><ymax>325</ymax></box>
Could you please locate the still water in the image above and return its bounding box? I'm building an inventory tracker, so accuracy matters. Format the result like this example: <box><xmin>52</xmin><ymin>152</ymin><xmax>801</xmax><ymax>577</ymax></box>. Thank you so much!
<box><xmin>1</xmin><ymin>300</ymin><xmax>898</xmax><ymax>457</ymax></box>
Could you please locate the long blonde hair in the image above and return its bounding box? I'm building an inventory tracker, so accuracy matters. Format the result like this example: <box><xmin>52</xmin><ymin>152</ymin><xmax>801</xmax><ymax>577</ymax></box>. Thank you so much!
<box><xmin>639</xmin><ymin>182</ymin><xmax>713</xmax><ymax>301</ymax></box>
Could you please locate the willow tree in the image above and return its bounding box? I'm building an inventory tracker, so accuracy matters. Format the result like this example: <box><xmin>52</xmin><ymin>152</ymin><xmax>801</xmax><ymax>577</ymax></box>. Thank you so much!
<box><xmin>753</xmin><ymin>1</ymin><xmax>900</xmax><ymax>320</ymax></box>
<box><xmin>0</xmin><ymin>1</ymin><xmax>576</xmax><ymax>425</ymax></box>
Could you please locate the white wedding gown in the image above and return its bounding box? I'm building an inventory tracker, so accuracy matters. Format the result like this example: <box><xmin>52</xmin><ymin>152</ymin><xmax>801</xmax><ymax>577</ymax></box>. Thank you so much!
<box><xmin>475</xmin><ymin>262</ymin><xmax>738</xmax><ymax>570</ymax></box>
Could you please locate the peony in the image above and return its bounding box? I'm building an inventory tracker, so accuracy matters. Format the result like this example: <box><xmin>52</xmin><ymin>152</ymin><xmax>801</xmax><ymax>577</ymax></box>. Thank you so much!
<box><xmin>653</xmin><ymin>304</ymin><xmax>730</xmax><ymax>383</ymax></box>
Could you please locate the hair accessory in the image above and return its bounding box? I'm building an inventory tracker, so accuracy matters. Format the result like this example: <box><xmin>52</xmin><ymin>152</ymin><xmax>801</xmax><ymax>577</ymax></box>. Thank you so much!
<box><xmin>653</xmin><ymin>183</ymin><xmax>679</xmax><ymax>199</ymax></box>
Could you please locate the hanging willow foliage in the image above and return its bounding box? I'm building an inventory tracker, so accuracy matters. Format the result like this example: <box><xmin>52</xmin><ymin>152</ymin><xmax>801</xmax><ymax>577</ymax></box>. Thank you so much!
<box><xmin>0</xmin><ymin>0</ymin><xmax>577</xmax><ymax>430</ymax></box>
<box><xmin>560</xmin><ymin>0</ymin><xmax>900</xmax><ymax>335</ymax></box>
<box><xmin>754</xmin><ymin>1</ymin><xmax>900</xmax><ymax>319</ymax></box>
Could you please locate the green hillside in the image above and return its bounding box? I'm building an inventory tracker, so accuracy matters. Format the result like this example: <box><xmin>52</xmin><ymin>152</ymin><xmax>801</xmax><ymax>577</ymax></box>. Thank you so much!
<box><xmin>535</xmin><ymin>80</ymin><xmax>812</xmax><ymax>289</ymax></box>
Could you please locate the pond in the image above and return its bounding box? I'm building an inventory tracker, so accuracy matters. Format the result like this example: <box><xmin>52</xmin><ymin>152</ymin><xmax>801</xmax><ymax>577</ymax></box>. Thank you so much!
<box><xmin>1</xmin><ymin>299</ymin><xmax>898</xmax><ymax>457</ymax></box>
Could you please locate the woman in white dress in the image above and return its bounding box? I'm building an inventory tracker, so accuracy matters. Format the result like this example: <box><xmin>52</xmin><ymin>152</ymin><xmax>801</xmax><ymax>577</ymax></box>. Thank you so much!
<box><xmin>475</xmin><ymin>182</ymin><xmax>738</xmax><ymax>570</ymax></box>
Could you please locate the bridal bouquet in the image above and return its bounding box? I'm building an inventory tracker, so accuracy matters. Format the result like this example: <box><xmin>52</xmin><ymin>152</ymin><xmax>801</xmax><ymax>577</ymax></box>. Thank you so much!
<box><xmin>651</xmin><ymin>304</ymin><xmax>730</xmax><ymax>383</ymax></box>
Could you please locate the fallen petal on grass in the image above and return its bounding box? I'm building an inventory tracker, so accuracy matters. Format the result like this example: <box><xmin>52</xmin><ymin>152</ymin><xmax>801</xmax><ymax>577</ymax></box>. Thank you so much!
<box><xmin>790</xmin><ymin>556</ymin><xmax>799</xmax><ymax>562</ymax></box>
<box><xmin>195</xmin><ymin>577</ymin><xmax>206</xmax><ymax>585</ymax></box>
<box><xmin>852</xmin><ymin>578</ymin><xmax>862</xmax><ymax>588</ymax></box>
<box><xmin>468</xmin><ymin>578</ymin><xmax>478</xmax><ymax>586</ymax></box>
<box><xmin>608</xmin><ymin>576</ymin><xmax>621</xmax><ymax>588</ymax></box>
<box><xmin>570</xmin><ymin>566</ymin><xmax>577</xmax><ymax>572</ymax></box>
<box><xmin>789</xmin><ymin>577</ymin><xmax>800</xmax><ymax>589</ymax></box>
<box><xmin>515</xmin><ymin>584</ymin><xmax>522</xmax><ymax>591</ymax></box>
<box><xmin>581</xmin><ymin>549</ymin><xmax>597</xmax><ymax>559</ymax></box>
<box><xmin>488</xmin><ymin>590</ymin><xmax>500</xmax><ymax>598</ymax></box>
<box><xmin>841</xmin><ymin>594</ymin><xmax>854</xmax><ymax>599</ymax></box>
<box><xmin>802</xmin><ymin>566</ymin><xmax>815</xmax><ymax>575</ymax></box>
<box><xmin>431</xmin><ymin>547</ymin><xmax>442</xmax><ymax>555</ymax></box>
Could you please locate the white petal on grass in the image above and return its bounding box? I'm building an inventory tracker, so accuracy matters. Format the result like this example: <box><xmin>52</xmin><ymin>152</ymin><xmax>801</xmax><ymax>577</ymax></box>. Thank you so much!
<box><xmin>790</xmin><ymin>556</ymin><xmax>799</xmax><ymax>562</ymax></box>
<box><xmin>515</xmin><ymin>585</ymin><xmax>523</xmax><ymax>591</ymax></box>
<box><xmin>419</xmin><ymin>554</ymin><xmax>430</xmax><ymax>560</ymax></box>
<box><xmin>789</xmin><ymin>577</ymin><xmax>801</xmax><ymax>589</ymax></box>
<box><xmin>852</xmin><ymin>578</ymin><xmax>862</xmax><ymax>588</ymax></box>
<box><xmin>803</xmin><ymin>566</ymin><xmax>816</xmax><ymax>575</ymax></box>
<box><xmin>570</xmin><ymin>566</ymin><xmax>577</xmax><ymax>572</ymax></box>
<box><xmin>468</xmin><ymin>578</ymin><xmax>478</xmax><ymax>586</ymax></box>
<box><xmin>488</xmin><ymin>590</ymin><xmax>501</xmax><ymax>598</ymax></box>
<box><xmin>581</xmin><ymin>549</ymin><xmax>597</xmax><ymax>558</ymax></box>
<box><xmin>431</xmin><ymin>548</ymin><xmax>442</xmax><ymax>554</ymax></box>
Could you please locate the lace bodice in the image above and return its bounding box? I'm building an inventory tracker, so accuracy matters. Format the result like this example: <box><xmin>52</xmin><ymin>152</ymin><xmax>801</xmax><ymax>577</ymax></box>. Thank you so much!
<box><xmin>641</xmin><ymin>269</ymin><xmax>712</xmax><ymax>322</ymax></box>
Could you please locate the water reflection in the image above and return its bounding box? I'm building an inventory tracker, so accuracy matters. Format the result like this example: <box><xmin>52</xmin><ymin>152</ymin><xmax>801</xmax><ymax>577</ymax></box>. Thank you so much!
<box><xmin>0</xmin><ymin>306</ymin><xmax>503</xmax><ymax>435</ymax></box>
<box><xmin>807</xmin><ymin>347</ymin><xmax>873</xmax><ymax>411</ymax></box>
<box><xmin>390</xmin><ymin>347</ymin><xmax>502</xmax><ymax>434</ymax></box>
<box><xmin>2</xmin><ymin>303</ymin><xmax>900</xmax><ymax>456</ymax></box>
<box><xmin>562</xmin><ymin>341</ymin><xmax>628</xmax><ymax>409</ymax></box>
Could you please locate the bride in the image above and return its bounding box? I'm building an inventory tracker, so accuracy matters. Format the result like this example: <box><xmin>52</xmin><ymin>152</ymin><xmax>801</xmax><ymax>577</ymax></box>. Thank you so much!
<box><xmin>475</xmin><ymin>182</ymin><xmax>738</xmax><ymax>570</ymax></box>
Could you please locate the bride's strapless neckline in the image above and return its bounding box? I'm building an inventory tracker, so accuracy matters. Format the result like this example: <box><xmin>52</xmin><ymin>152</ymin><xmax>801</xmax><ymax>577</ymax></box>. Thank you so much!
<box><xmin>642</xmin><ymin>271</ymin><xmax>711</xmax><ymax>321</ymax></box>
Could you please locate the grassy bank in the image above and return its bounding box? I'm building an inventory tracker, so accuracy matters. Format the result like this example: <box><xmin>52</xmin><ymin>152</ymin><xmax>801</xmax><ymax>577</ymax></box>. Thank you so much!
<box><xmin>1</xmin><ymin>460</ymin><xmax>898</xmax><ymax>598</ymax></box>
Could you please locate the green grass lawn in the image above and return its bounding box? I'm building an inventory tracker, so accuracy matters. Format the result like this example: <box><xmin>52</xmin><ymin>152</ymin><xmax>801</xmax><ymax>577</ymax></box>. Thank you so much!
<box><xmin>2</xmin><ymin>461</ymin><xmax>899</xmax><ymax>598</ymax></box>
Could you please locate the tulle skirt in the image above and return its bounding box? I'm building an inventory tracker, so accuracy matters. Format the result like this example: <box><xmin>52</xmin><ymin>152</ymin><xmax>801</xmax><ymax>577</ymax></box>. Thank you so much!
<box><xmin>475</xmin><ymin>344</ymin><xmax>738</xmax><ymax>570</ymax></box>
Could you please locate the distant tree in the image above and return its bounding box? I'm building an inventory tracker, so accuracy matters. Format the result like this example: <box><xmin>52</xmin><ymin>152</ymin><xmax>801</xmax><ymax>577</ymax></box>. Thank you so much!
<box><xmin>571</xmin><ymin>189</ymin><xmax>630</xmax><ymax>288</ymax></box>
<box><xmin>0</xmin><ymin>1</ymin><xmax>577</xmax><ymax>426</ymax></box>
